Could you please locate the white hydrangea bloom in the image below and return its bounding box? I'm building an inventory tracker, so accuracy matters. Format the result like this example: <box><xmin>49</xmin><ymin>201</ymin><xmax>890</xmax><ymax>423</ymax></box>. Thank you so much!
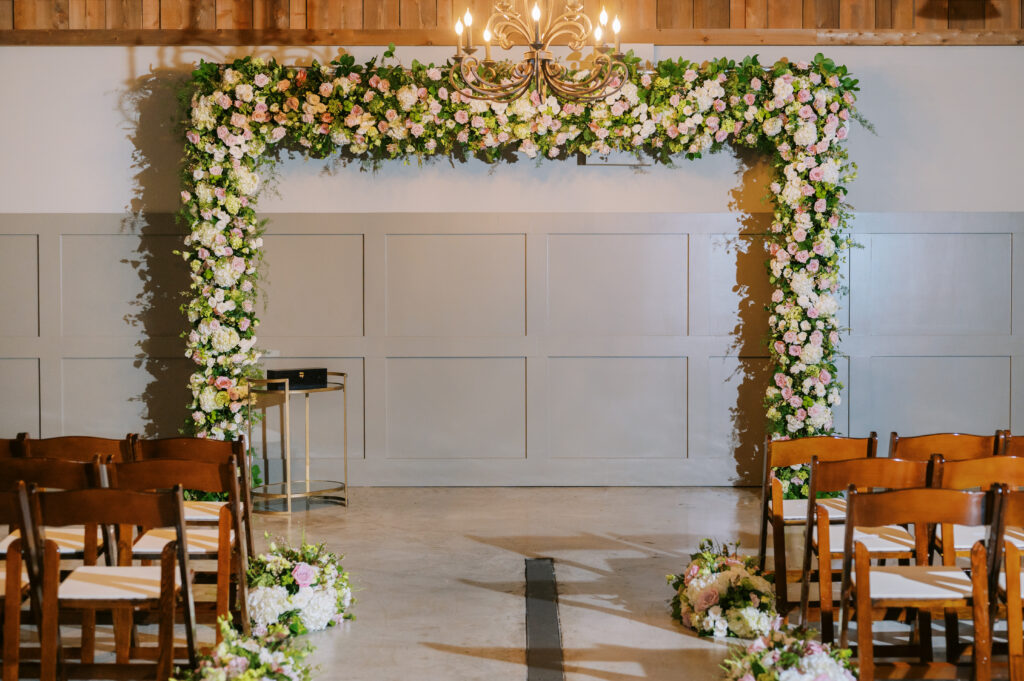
<box><xmin>248</xmin><ymin>585</ymin><xmax>291</xmax><ymax>629</ymax></box>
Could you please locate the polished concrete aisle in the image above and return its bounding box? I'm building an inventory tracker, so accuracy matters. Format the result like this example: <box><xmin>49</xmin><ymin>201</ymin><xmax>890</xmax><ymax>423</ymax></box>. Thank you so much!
<box><xmin>257</xmin><ymin>487</ymin><xmax>762</xmax><ymax>681</ymax></box>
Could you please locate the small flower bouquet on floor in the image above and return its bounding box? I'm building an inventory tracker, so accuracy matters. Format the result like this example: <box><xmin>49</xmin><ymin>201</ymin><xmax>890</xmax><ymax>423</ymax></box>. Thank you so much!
<box><xmin>722</xmin><ymin>626</ymin><xmax>857</xmax><ymax>681</ymax></box>
<box><xmin>667</xmin><ymin>538</ymin><xmax>778</xmax><ymax>639</ymax></box>
<box><xmin>247</xmin><ymin>538</ymin><xmax>355</xmax><ymax>636</ymax></box>
<box><xmin>173</xmin><ymin>618</ymin><xmax>313</xmax><ymax>681</ymax></box>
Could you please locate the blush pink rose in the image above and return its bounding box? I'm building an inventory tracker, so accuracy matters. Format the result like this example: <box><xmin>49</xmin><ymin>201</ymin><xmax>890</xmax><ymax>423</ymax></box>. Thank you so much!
<box><xmin>454</xmin><ymin>109</ymin><xmax>469</xmax><ymax>125</ymax></box>
<box><xmin>291</xmin><ymin>562</ymin><xmax>316</xmax><ymax>588</ymax></box>
<box><xmin>695</xmin><ymin>587</ymin><xmax>719</xmax><ymax>612</ymax></box>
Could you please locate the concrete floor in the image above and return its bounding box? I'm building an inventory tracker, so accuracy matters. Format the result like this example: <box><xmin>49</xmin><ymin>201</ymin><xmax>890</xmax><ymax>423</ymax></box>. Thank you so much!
<box><xmin>257</xmin><ymin>487</ymin><xmax>763</xmax><ymax>681</ymax></box>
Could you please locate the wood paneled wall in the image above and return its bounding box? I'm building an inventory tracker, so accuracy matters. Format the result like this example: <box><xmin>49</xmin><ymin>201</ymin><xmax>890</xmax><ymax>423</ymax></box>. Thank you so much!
<box><xmin>0</xmin><ymin>0</ymin><xmax>1022</xmax><ymax>46</ymax></box>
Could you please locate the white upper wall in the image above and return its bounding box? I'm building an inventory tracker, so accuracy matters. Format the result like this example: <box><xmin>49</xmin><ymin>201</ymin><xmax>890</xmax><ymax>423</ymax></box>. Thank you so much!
<box><xmin>0</xmin><ymin>45</ymin><xmax>1021</xmax><ymax>214</ymax></box>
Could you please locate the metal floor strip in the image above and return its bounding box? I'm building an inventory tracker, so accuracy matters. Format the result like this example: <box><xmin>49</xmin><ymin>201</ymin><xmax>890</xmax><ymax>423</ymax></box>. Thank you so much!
<box><xmin>525</xmin><ymin>557</ymin><xmax>564</xmax><ymax>681</ymax></box>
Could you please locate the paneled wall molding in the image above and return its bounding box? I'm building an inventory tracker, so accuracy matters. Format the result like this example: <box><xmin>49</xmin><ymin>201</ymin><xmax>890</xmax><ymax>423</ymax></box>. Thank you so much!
<box><xmin>0</xmin><ymin>211</ymin><xmax>1020</xmax><ymax>486</ymax></box>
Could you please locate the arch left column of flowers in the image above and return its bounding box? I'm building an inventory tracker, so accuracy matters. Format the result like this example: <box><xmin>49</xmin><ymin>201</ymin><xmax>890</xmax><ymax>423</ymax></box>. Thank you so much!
<box><xmin>179</xmin><ymin>52</ymin><xmax>858</xmax><ymax>447</ymax></box>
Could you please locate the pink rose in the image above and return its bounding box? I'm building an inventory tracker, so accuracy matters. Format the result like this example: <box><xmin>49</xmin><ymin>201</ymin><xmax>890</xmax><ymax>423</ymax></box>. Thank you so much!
<box><xmin>214</xmin><ymin>376</ymin><xmax>232</xmax><ymax>389</ymax></box>
<box><xmin>454</xmin><ymin>109</ymin><xmax>469</xmax><ymax>125</ymax></box>
<box><xmin>806</xmin><ymin>259</ymin><xmax>820</xmax><ymax>273</ymax></box>
<box><xmin>751</xmin><ymin>77</ymin><xmax>762</xmax><ymax>91</ymax></box>
<box><xmin>694</xmin><ymin>587</ymin><xmax>719</xmax><ymax>612</ymax></box>
<box><xmin>814</xmin><ymin>198</ymin><xmax>827</xmax><ymax>213</ymax></box>
<box><xmin>683</xmin><ymin>562</ymin><xmax>700</xmax><ymax>585</ymax></box>
<box><xmin>743</xmin><ymin>93</ymin><xmax>756</xmax><ymax>106</ymax></box>
<box><xmin>683</xmin><ymin>69</ymin><xmax>698</xmax><ymax>82</ymax></box>
<box><xmin>254</xmin><ymin>73</ymin><xmax>270</xmax><ymax>88</ymax></box>
<box><xmin>291</xmin><ymin>562</ymin><xmax>316</xmax><ymax>588</ymax></box>
<box><xmin>410</xmin><ymin>123</ymin><xmax>424</xmax><ymax>137</ymax></box>
<box><xmin>771</xmin><ymin>289</ymin><xmax>784</xmax><ymax>303</ymax></box>
<box><xmin>819</xmin><ymin>370</ymin><xmax>832</xmax><ymax>385</ymax></box>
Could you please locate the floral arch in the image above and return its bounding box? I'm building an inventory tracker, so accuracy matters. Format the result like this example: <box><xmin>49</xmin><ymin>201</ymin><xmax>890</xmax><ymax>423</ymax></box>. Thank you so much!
<box><xmin>179</xmin><ymin>50</ymin><xmax>858</xmax><ymax>445</ymax></box>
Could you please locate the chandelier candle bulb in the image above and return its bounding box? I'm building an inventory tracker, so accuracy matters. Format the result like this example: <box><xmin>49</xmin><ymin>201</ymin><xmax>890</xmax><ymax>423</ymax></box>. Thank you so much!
<box><xmin>455</xmin><ymin>19</ymin><xmax>463</xmax><ymax>56</ymax></box>
<box><xmin>594</xmin><ymin>25</ymin><xmax>603</xmax><ymax>46</ymax></box>
<box><xmin>483</xmin><ymin>28</ymin><xmax>493</xmax><ymax>61</ymax></box>
<box><xmin>612</xmin><ymin>15</ymin><xmax>621</xmax><ymax>53</ymax></box>
<box><xmin>532</xmin><ymin>3</ymin><xmax>541</xmax><ymax>43</ymax></box>
<box><xmin>599</xmin><ymin>7</ymin><xmax>608</xmax><ymax>26</ymax></box>
<box><xmin>464</xmin><ymin>10</ymin><xmax>473</xmax><ymax>49</ymax></box>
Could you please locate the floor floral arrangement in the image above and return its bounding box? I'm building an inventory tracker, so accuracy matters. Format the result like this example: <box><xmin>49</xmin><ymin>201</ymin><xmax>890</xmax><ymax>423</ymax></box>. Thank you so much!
<box><xmin>668</xmin><ymin>539</ymin><xmax>778</xmax><ymax>639</ymax></box>
<box><xmin>722</xmin><ymin>626</ymin><xmax>857</xmax><ymax>681</ymax></box>
<box><xmin>247</xmin><ymin>538</ymin><xmax>355</xmax><ymax>636</ymax></box>
<box><xmin>172</xmin><ymin>618</ymin><xmax>314</xmax><ymax>681</ymax></box>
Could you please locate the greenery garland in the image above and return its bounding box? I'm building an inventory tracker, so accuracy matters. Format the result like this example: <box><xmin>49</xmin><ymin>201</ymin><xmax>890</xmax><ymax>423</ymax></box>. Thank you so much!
<box><xmin>179</xmin><ymin>49</ymin><xmax>859</xmax><ymax>448</ymax></box>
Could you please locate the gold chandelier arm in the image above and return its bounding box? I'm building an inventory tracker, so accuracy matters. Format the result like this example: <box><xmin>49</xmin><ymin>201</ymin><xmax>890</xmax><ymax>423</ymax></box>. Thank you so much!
<box><xmin>486</xmin><ymin>12</ymin><xmax>534</xmax><ymax>49</ymax></box>
<box><xmin>540</xmin><ymin>57</ymin><xmax>628</xmax><ymax>102</ymax></box>
<box><xmin>540</xmin><ymin>14</ymin><xmax>592</xmax><ymax>51</ymax></box>
<box><xmin>449</xmin><ymin>57</ymin><xmax>536</xmax><ymax>102</ymax></box>
<box><xmin>539</xmin><ymin>56</ymin><xmax>615</xmax><ymax>96</ymax></box>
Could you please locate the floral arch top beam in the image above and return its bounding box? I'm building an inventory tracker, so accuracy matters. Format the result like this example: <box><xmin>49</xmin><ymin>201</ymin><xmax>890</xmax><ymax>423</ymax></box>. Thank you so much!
<box><xmin>180</xmin><ymin>50</ymin><xmax>858</xmax><ymax>444</ymax></box>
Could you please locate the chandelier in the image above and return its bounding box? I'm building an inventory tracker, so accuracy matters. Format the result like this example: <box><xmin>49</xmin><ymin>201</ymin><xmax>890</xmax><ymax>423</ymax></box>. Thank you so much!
<box><xmin>450</xmin><ymin>0</ymin><xmax>628</xmax><ymax>103</ymax></box>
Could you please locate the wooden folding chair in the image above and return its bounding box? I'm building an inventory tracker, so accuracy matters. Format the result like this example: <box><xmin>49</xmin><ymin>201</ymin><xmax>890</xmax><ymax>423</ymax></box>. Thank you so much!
<box><xmin>799</xmin><ymin>456</ymin><xmax>930</xmax><ymax>642</ymax></box>
<box><xmin>758</xmin><ymin>432</ymin><xmax>878</xmax><ymax>614</ymax></box>
<box><xmin>1001</xmin><ymin>490</ymin><xmax>1024</xmax><ymax>681</ymax></box>
<box><xmin>16</xmin><ymin>433</ymin><xmax>134</xmax><ymax>463</ymax></box>
<box><xmin>0</xmin><ymin>458</ymin><xmax>107</xmax><ymax>664</ymax></box>
<box><xmin>932</xmin><ymin>456</ymin><xmax>1024</xmax><ymax>665</ymax></box>
<box><xmin>0</xmin><ymin>458</ymin><xmax>105</xmax><ymax>560</ymax></box>
<box><xmin>107</xmin><ymin>458</ymin><xmax>249</xmax><ymax>638</ymax></box>
<box><xmin>0</xmin><ymin>440</ymin><xmax>16</xmax><ymax>459</ymax></box>
<box><xmin>0</xmin><ymin>485</ymin><xmax>31</xmax><ymax>681</ymax></box>
<box><xmin>130</xmin><ymin>437</ymin><xmax>254</xmax><ymax>558</ymax></box>
<box><xmin>889</xmin><ymin>431</ymin><xmax>1004</xmax><ymax>461</ymax></box>
<box><xmin>839</xmin><ymin>487</ymin><xmax>1003</xmax><ymax>681</ymax></box>
<box><xmin>21</xmin><ymin>486</ymin><xmax>197</xmax><ymax>681</ymax></box>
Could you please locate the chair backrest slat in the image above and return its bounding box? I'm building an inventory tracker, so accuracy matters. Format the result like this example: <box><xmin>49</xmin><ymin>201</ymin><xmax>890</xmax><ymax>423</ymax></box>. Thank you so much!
<box><xmin>889</xmin><ymin>431</ymin><xmax>1002</xmax><ymax>461</ymax></box>
<box><xmin>18</xmin><ymin>434</ymin><xmax>133</xmax><ymax>462</ymax></box>
<box><xmin>132</xmin><ymin>436</ymin><xmax>244</xmax><ymax>464</ymax></box>
<box><xmin>767</xmin><ymin>433</ymin><xmax>878</xmax><ymax>469</ymax></box>
<box><xmin>935</xmin><ymin>455</ymin><xmax>1024</xmax><ymax>490</ymax></box>
<box><xmin>1004</xmin><ymin>433</ymin><xmax>1024</xmax><ymax>457</ymax></box>
<box><xmin>0</xmin><ymin>438</ymin><xmax>17</xmax><ymax>459</ymax></box>
<box><xmin>848</xmin><ymin>487</ymin><xmax>992</xmax><ymax>529</ymax></box>
<box><xmin>0</xmin><ymin>458</ymin><xmax>99</xmax><ymax>491</ymax></box>
<box><xmin>33</xmin><ymin>487</ymin><xmax>181</xmax><ymax>529</ymax></box>
<box><xmin>110</xmin><ymin>459</ymin><xmax>237</xmax><ymax>496</ymax></box>
<box><xmin>810</xmin><ymin>457</ymin><xmax>929</xmax><ymax>495</ymax></box>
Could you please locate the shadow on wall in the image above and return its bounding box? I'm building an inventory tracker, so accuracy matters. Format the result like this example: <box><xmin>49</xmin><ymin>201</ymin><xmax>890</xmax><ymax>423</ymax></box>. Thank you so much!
<box><xmin>726</xmin><ymin>148</ymin><xmax>774</xmax><ymax>486</ymax></box>
<box><xmin>118</xmin><ymin>56</ymin><xmax>194</xmax><ymax>438</ymax></box>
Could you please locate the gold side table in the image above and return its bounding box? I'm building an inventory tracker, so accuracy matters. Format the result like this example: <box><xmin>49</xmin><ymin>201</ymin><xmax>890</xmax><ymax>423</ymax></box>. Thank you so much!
<box><xmin>247</xmin><ymin>371</ymin><xmax>348</xmax><ymax>514</ymax></box>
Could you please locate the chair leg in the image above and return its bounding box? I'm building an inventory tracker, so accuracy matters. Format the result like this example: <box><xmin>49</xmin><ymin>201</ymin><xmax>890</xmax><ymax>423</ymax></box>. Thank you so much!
<box><xmin>39</xmin><ymin>543</ymin><xmax>60</xmax><ymax>681</ymax></box>
<box><xmin>943</xmin><ymin>608</ymin><xmax>958</xmax><ymax>663</ymax></box>
<box><xmin>112</xmin><ymin>609</ymin><xmax>132</xmax><ymax>665</ymax></box>
<box><xmin>157</xmin><ymin>589</ymin><xmax>175</xmax><ymax>681</ymax></box>
<box><xmin>917</xmin><ymin>609</ymin><xmax>933</xmax><ymax>663</ymax></box>
<box><xmin>971</xmin><ymin>543</ymin><xmax>992</xmax><ymax>681</ymax></box>
<box><xmin>758</xmin><ymin>499</ymin><xmax>769</xmax><ymax>572</ymax></box>
<box><xmin>819</xmin><ymin>549</ymin><xmax>836</xmax><ymax>644</ymax></box>
<box><xmin>855</xmin><ymin>543</ymin><xmax>874</xmax><ymax>681</ymax></box>
<box><xmin>772</xmin><ymin>519</ymin><xmax>789</xmax><ymax>613</ymax></box>
<box><xmin>80</xmin><ymin>608</ymin><xmax>95</xmax><ymax>664</ymax></box>
<box><xmin>3</xmin><ymin>553</ymin><xmax>21</xmax><ymax>681</ymax></box>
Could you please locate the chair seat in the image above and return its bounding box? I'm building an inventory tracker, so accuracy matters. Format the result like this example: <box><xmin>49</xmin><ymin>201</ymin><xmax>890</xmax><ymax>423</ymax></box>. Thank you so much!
<box><xmin>0</xmin><ymin>562</ymin><xmax>29</xmax><ymax>589</ymax></box>
<box><xmin>821</xmin><ymin>525</ymin><xmax>915</xmax><ymax>554</ymax></box>
<box><xmin>60</xmin><ymin>566</ymin><xmax>178</xmax><ymax>602</ymax></box>
<box><xmin>939</xmin><ymin>524</ymin><xmax>1024</xmax><ymax>552</ymax></box>
<box><xmin>133</xmin><ymin>527</ymin><xmax>231</xmax><ymax>557</ymax></box>
<box><xmin>0</xmin><ymin>526</ymin><xmax>104</xmax><ymax>556</ymax></box>
<box><xmin>857</xmin><ymin>565</ymin><xmax>974</xmax><ymax>601</ymax></box>
<box><xmin>183</xmin><ymin>500</ymin><xmax>228</xmax><ymax>522</ymax></box>
<box><xmin>772</xmin><ymin>497</ymin><xmax>847</xmax><ymax>523</ymax></box>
